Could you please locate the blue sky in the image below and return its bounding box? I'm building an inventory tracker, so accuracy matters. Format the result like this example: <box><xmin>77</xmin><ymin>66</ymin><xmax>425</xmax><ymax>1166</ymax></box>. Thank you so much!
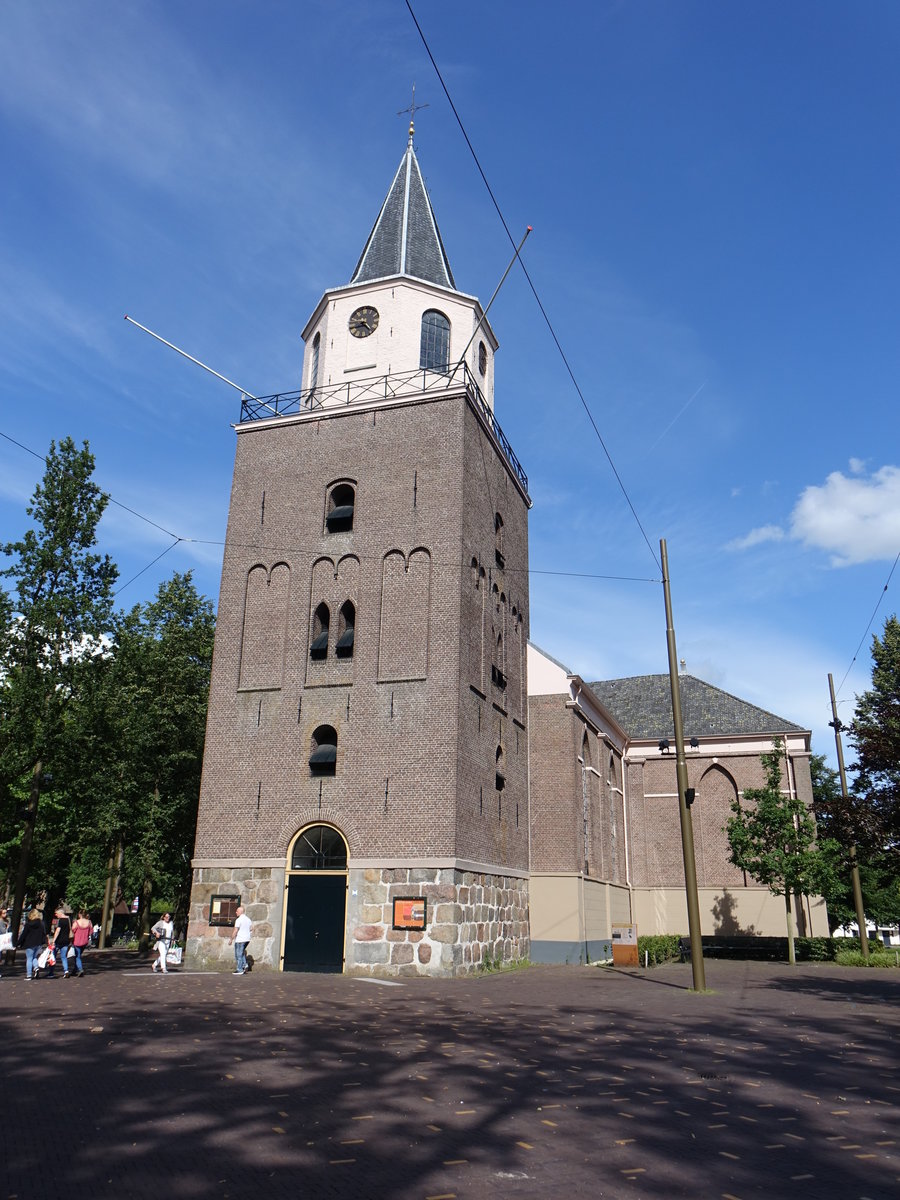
<box><xmin>2</xmin><ymin>1</ymin><xmax>898</xmax><ymax>765</ymax></box>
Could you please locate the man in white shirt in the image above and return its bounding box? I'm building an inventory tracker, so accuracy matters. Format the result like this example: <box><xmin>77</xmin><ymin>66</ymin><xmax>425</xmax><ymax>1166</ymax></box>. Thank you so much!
<box><xmin>229</xmin><ymin>906</ymin><xmax>252</xmax><ymax>975</ymax></box>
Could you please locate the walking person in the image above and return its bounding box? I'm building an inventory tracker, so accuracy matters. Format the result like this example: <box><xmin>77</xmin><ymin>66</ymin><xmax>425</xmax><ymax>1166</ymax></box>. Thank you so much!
<box><xmin>70</xmin><ymin>910</ymin><xmax>92</xmax><ymax>976</ymax></box>
<box><xmin>17</xmin><ymin>909</ymin><xmax>48</xmax><ymax>980</ymax></box>
<box><xmin>51</xmin><ymin>906</ymin><xmax>72</xmax><ymax>978</ymax></box>
<box><xmin>150</xmin><ymin>913</ymin><xmax>173</xmax><ymax>974</ymax></box>
<box><xmin>229</xmin><ymin>906</ymin><xmax>252</xmax><ymax>975</ymax></box>
<box><xmin>0</xmin><ymin>907</ymin><xmax>9</xmax><ymax>977</ymax></box>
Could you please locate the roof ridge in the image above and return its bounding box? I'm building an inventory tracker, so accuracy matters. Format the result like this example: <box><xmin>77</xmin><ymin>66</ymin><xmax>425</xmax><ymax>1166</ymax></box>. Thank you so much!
<box><xmin>587</xmin><ymin>673</ymin><xmax>807</xmax><ymax>737</ymax></box>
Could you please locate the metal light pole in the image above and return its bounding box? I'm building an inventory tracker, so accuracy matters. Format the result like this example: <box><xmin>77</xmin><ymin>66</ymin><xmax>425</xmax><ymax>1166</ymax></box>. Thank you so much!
<box><xmin>827</xmin><ymin>673</ymin><xmax>869</xmax><ymax>961</ymax></box>
<box><xmin>660</xmin><ymin>539</ymin><xmax>706</xmax><ymax>991</ymax></box>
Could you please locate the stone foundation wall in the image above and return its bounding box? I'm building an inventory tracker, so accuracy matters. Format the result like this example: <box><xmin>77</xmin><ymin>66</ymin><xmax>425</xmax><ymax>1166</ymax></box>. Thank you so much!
<box><xmin>186</xmin><ymin>863</ymin><xmax>529</xmax><ymax>976</ymax></box>
<box><xmin>186</xmin><ymin>866</ymin><xmax>283</xmax><ymax>971</ymax></box>
<box><xmin>346</xmin><ymin>866</ymin><xmax>529</xmax><ymax>977</ymax></box>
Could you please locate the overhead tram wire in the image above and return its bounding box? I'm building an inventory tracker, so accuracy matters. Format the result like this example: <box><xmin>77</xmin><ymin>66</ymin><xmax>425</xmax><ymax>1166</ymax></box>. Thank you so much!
<box><xmin>114</xmin><ymin>539</ymin><xmax>182</xmax><ymax>597</ymax></box>
<box><xmin>0</xmin><ymin>427</ymin><xmax>186</xmax><ymax>597</ymax></box>
<box><xmin>0</xmin><ymin>428</ymin><xmax>183</xmax><ymax>543</ymax></box>
<box><xmin>1</xmin><ymin>428</ymin><xmax>658</xmax><ymax>590</ymax></box>
<box><xmin>835</xmin><ymin>546</ymin><xmax>900</xmax><ymax>697</ymax></box>
<box><xmin>404</xmin><ymin>0</ymin><xmax>661</xmax><ymax>574</ymax></box>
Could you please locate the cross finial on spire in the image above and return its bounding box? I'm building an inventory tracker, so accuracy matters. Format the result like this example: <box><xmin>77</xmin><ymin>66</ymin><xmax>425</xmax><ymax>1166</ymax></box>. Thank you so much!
<box><xmin>397</xmin><ymin>83</ymin><xmax>429</xmax><ymax>144</ymax></box>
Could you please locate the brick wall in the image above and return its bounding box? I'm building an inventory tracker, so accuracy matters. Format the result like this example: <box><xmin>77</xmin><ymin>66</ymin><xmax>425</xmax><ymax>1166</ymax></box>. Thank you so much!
<box><xmin>190</xmin><ymin>383</ymin><xmax>530</xmax><ymax>973</ymax></box>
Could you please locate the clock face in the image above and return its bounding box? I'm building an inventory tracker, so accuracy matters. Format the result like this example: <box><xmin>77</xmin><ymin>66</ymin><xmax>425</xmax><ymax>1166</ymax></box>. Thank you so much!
<box><xmin>349</xmin><ymin>305</ymin><xmax>379</xmax><ymax>338</ymax></box>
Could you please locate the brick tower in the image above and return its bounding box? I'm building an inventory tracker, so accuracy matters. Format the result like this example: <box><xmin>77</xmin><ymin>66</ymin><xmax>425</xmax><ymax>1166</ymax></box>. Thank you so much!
<box><xmin>187</xmin><ymin>128</ymin><xmax>531</xmax><ymax>975</ymax></box>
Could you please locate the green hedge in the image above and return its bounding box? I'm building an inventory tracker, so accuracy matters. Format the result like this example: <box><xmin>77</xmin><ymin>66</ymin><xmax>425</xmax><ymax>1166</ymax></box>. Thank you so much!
<box><xmin>636</xmin><ymin>934</ymin><xmax>682</xmax><ymax>966</ymax></box>
<box><xmin>835</xmin><ymin>947</ymin><xmax>899</xmax><ymax>968</ymax></box>
<box><xmin>634</xmin><ymin>934</ymin><xmax>899</xmax><ymax>967</ymax></box>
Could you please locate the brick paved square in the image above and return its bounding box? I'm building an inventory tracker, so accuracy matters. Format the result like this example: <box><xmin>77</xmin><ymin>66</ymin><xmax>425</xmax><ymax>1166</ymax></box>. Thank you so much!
<box><xmin>2</xmin><ymin>954</ymin><xmax>897</xmax><ymax>1199</ymax></box>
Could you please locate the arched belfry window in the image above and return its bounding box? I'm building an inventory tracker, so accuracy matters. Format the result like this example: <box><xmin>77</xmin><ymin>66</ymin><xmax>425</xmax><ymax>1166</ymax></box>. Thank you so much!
<box><xmin>420</xmin><ymin>309</ymin><xmax>450</xmax><ymax>373</ymax></box>
<box><xmin>326</xmin><ymin>483</ymin><xmax>355</xmax><ymax>533</ymax></box>
<box><xmin>310</xmin><ymin>332</ymin><xmax>320</xmax><ymax>393</ymax></box>
<box><xmin>478</xmin><ymin>340</ymin><xmax>487</xmax><ymax>376</ymax></box>
<box><xmin>310</xmin><ymin>602</ymin><xmax>330</xmax><ymax>659</ymax></box>
<box><xmin>309</xmin><ymin>725</ymin><xmax>338</xmax><ymax>776</ymax></box>
<box><xmin>336</xmin><ymin>600</ymin><xmax>355</xmax><ymax>658</ymax></box>
<box><xmin>291</xmin><ymin>823</ymin><xmax>347</xmax><ymax>870</ymax></box>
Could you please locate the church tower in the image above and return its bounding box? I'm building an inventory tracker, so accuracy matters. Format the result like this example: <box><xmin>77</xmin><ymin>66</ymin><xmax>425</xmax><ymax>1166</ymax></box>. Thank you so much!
<box><xmin>187</xmin><ymin>128</ymin><xmax>531</xmax><ymax>976</ymax></box>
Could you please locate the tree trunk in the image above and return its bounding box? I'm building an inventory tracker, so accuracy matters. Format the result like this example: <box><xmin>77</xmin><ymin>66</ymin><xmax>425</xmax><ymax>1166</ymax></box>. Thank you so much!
<box><xmin>10</xmin><ymin>759</ymin><xmax>43</xmax><ymax>940</ymax></box>
<box><xmin>139</xmin><ymin>873</ymin><xmax>153</xmax><ymax>952</ymax></box>
<box><xmin>784</xmin><ymin>890</ymin><xmax>796</xmax><ymax>964</ymax></box>
<box><xmin>99</xmin><ymin>840</ymin><xmax>123</xmax><ymax>949</ymax></box>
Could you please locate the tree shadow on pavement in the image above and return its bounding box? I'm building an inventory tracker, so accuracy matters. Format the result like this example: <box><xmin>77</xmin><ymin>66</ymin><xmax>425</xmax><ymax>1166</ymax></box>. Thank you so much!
<box><xmin>1</xmin><ymin>960</ymin><xmax>897</xmax><ymax>1200</ymax></box>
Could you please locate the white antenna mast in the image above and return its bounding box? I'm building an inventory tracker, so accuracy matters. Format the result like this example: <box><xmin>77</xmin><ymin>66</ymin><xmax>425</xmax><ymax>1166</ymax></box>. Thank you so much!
<box><xmin>124</xmin><ymin>315</ymin><xmax>277</xmax><ymax>415</ymax></box>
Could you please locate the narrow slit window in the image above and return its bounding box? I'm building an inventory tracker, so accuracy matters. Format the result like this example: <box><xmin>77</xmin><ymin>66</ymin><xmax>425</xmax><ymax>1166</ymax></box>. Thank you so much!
<box><xmin>310</xmin><ymin>332</ymin><xmax>320</xmax><ymax>393</ymax></box>
<box><xmin>336</xmin><ymin>600</ymin><xmax>355</xmax><ymax>658</ymax></box>
<box><xmin>310</xmin><ymin>602</ymin><xmax>330</xmax><ymax>659</ymax></box>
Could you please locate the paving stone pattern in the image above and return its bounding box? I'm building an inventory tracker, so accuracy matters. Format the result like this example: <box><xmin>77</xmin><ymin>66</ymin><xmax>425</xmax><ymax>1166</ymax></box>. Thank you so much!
<box><xmin>1</xmin><ymin>954</ymin><xmax>897</xmax><ymax>1199</ymax></box>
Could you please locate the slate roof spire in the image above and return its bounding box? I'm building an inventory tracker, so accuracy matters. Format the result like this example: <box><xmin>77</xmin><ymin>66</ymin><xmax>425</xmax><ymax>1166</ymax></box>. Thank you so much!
<box><xmin>350</xmin><ymin>129</ymin><xmax>456</xmax><ymax>290</ymax></box>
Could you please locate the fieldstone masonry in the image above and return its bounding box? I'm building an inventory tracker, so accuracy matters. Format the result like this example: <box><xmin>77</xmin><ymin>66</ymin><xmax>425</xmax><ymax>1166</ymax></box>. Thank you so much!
<box><xmin>187</xmin><ymin>866</ymin><xmax>282</xmax><ymax>971</ymax></box>
<box><xmin>186</xmin><ymin>864</ymin><xmax>528</xmax><ymax>976</ymax></box>
<box><xmin>346</xmin><ymin>867</ymin><xmax>529</xmax><ymax>977</ymax></box>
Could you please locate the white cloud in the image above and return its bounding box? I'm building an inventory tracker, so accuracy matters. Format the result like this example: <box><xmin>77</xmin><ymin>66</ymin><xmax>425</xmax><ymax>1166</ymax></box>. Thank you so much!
<box><xmin>790</xmin><ymin>465</ymin><xmax>900</xmax><ymax>565</ymax></box>
<box><xmin>725</xmin><ymin>524</ymin><xmax>785</xmax><ymax>551</ymax></box>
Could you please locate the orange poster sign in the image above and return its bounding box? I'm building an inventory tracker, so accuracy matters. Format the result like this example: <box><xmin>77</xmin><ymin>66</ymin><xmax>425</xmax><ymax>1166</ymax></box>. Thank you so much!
<box><xmin>392</xmin><ymin>897</ymin><xmax>427</xmax><ymax>930</ymax></box>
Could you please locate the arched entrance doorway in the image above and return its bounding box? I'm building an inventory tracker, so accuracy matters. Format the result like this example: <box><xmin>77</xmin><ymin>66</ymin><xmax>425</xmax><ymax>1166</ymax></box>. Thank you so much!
<box><xmin>282</xmin><ymin>824</ymin><xmax>348</xmax><ymax>973</ymax></box>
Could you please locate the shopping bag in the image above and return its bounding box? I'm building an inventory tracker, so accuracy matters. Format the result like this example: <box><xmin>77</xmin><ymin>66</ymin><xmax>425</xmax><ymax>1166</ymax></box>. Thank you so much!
<box><xmin>0</xmin><ymin>932</ymin><xmax>12</xmax><ymax>951</ymax></box>
<box><xmin>166</xmin><ymin>945</ymin><xmax>183</xmax><ymax>966</ymax></box>
<box><xmin>37</xmin><ymin>948</ymin><xmax>50</xmax><ymax>970</ymax></box>
<box><xmin>67</xmin><ymin>946</ymin><xmax>76</xmax><ymax>959</ymax></box>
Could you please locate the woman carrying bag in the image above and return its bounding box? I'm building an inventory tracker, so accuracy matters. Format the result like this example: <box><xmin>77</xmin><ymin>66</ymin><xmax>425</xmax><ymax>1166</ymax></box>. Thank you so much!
<box><xmin>17</xmin><ymin>910</ymin><xmax>48</xmax><ymax>980</ymax></box>
<box><xmin>150</xmin><ymin>913</ymin><xmax>174</xmax><ymax>975</ymax></box>
<box><xmin>51</xmin><ymin>906</ymin><xmax>72</xmax><ymax>979</ymax></box>
<box><xmin>71</xmin><ymin>910</ymin><xmax>91</xmax><ymax>977</ymax></box>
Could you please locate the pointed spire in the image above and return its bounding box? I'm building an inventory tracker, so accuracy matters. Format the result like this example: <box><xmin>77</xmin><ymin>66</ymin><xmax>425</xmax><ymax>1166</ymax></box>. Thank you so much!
<box><xmin>350</xmin><ymin>139</ymin><xmax>456</xmax><ymax>290</ymax></box>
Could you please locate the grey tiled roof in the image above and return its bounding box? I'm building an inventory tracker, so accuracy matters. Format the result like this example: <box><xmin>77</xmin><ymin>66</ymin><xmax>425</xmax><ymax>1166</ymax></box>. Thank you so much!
<box><xmin>587</xmin><ymin>674</ymin><xmax>806</xmax><ymax>741</ymax></box>
<box><xmin>350</xmin><ymin>141</ymin><xmax>455</xmax><ymax>289</ymax></box>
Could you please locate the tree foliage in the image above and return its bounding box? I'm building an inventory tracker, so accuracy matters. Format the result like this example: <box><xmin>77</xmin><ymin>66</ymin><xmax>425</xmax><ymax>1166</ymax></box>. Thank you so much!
<box><xmin>849</xmin><ymin>613</ymin><xmax>900</xmax><ymax>860</ymax></box>
<box><xmin>726</xmin><ymin>740</ymin><xmax>840</xmax><ymax>963</ymax></box>
<box><xmin>63</xmin><ymin>573</ymin><xmax>215</xmax><ymax>931</ymax></box>
<box><xmin>0</xmin><ymin>438</ymin><xmax>117</xmax><ymax>928</ymax></box>
<box><xmin>0</xmin><ymin>440</ymin><xmax>215</xmax><ymax>937</ymax></box>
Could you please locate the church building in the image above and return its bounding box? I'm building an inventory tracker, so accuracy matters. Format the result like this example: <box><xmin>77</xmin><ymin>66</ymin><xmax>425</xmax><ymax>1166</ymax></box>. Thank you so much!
<box><xmin>187</xmin><ymin>130</ymin><xmax>827</xmax><ymax>975</ymax></box>
<box><xmin>187</xmin><ymin>124</ymin><xmax>531</xmax><ymax>975</ymax></box>
<box><xmin>527</xmin><ymin>642</ymin><xmax>828</xmax><ymax>964</ymax></box>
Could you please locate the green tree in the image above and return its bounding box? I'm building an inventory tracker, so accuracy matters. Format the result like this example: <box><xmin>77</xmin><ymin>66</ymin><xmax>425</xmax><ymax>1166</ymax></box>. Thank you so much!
<box><xmin>726</xmin><ymin>740</ymin><xmax>839</xmax><ymax>963</ymax></box>
<box><xmin>64</xmin><ymin>573</ymin><xmax>215</xmax><ymax>939</ymax></box>
<box><xmin>849</xmin><ymin>614</ymin><xmax>900</xmax><ymax>860</ymax></box>
<box><xmin>0</xmin><ymin>439</ymin><xmax>117</xmax><ymax>932</ymax></box>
